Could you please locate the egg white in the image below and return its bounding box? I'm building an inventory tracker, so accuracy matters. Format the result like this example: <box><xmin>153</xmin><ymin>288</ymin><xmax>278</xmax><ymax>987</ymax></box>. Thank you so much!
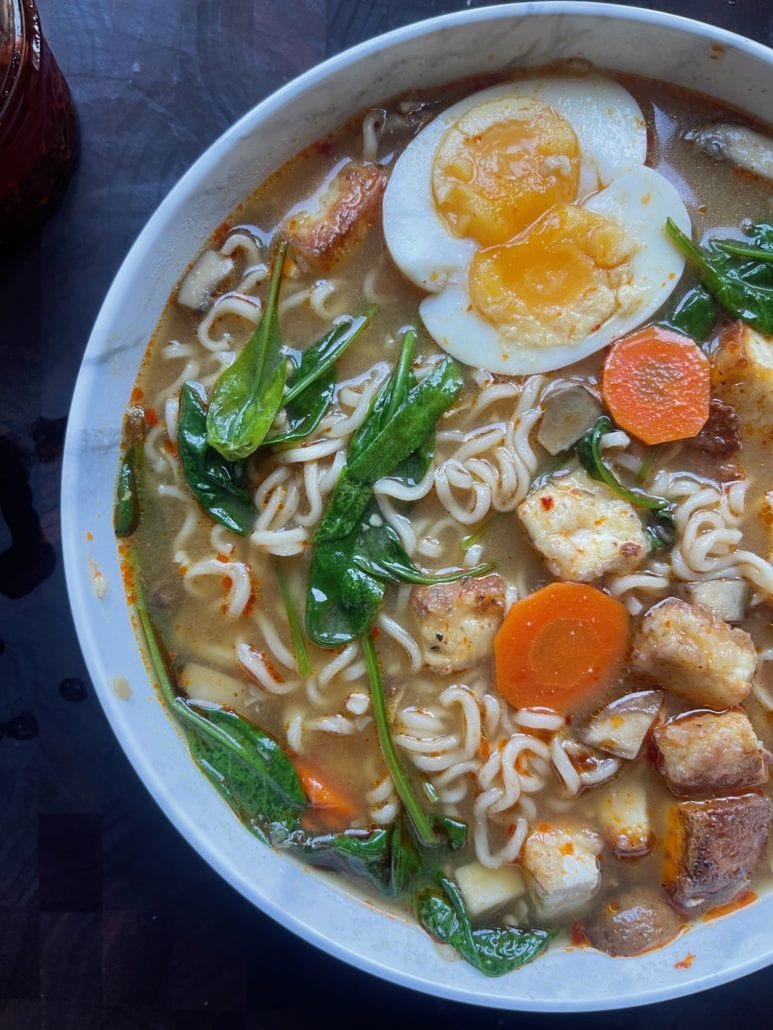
<box><xmin>383</xmin><ymin>75</ymin><xmax>648</xmax><ymax>293</ymax></box>
<box><xmin>418</xmin><ymin>165</ymin><xmax>691</xmax><ymax>375</ymax></box>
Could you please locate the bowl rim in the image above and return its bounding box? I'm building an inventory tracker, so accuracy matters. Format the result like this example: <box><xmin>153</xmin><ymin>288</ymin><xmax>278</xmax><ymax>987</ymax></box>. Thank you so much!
<box><xmin>62</xmin><ymin>1</ymin><xmax>773</xmax><ymax>1012</ymax></box>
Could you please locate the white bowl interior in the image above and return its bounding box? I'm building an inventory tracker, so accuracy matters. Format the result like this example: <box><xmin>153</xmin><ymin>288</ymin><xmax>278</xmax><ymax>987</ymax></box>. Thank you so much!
<box><xmin>62</xmin><ymin>2</ymin><xmax>773</xmax><ymax>1011</ymax></box>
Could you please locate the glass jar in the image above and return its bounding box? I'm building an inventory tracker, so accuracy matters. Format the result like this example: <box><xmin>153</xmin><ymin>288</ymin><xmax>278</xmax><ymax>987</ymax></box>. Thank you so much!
<box><xmin>0</xmin><ymin>0</ymin><xmax>77</xmax><ymax>249</ymax></box>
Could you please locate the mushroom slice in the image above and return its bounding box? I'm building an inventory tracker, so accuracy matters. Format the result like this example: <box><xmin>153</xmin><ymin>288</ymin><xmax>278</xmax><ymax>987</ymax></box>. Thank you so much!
<box><xmin>580</xmin><ymin>690</ymin><xmax>663</xmax><ymax>761</ymax></box>
<box><xmin>178</xmin><ymin>250</ymin><xmax>235</xmax><ymax>310</ymax></box>
<box><xmin>684</xmin><ymin>123</ymin><xmax>773</xmax><ymax>181</ymax></box>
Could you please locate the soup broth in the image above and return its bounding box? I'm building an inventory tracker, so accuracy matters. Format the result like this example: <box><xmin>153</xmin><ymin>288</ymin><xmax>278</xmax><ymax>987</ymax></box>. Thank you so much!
<box><xmin>120</xmin><ymin>66</ymin><xmax>773</xmax><ymax>972</ymax></box>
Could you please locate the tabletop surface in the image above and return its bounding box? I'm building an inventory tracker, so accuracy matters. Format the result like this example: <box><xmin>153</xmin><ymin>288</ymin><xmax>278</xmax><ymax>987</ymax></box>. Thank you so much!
<box><xmin>1</xmin><ymin>1</ymin><xmax>772</xmax><ymax>1027</ymax></box>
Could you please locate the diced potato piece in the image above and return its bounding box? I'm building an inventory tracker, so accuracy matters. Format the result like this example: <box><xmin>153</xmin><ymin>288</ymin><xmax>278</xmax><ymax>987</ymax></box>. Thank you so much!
<box><xmin>412</xmin><ymin>574</ymin><xmax>505</xmax><ymax>675</ymax></box>
<box><xmin>455</xmin><ymin>861</ymin><xmax>525</xmax><ymax>918</ymax></box>
<box><xmin>580</xmin><ymin>690</ymin><xmax>662</xmax><ymax>760</ymax></box>
<box><xmin>631</xmin><ymin>598</ymin><xmax>757</xmax><ymax>710</ymax></box>
<box><xmin>683</xmin><ymin>579</ymin><xmax>748</xmax><ymax>622</ymax></box>
<box><xmin>654</xmin><ymin>711</ymin><xmax>768</xmax><ymax>795</ymax></box>
<box><xmin>711</xmin><ymin>321</ymin><xmax>773</xmax><ymax>444</ymax></box>
<box><xmin>523</xmin><ymin>824</ymin><xmax>602</xmax><ymax>921</ymax></box>
<box><xmin>597</xmin><ymin>781</ymin><xmax>653</xmax><ymax>858</ymax></box>
<box><xmin>180</xmin><ymin>662</ymin><xmax>249</xmax><ymax>709</ymax></box>
<box><xmin>662</xmin><ymin>794</ymin><xmax>771</xmax><ymax>912</ymax></box>
<box><xmin>518</xmin><ymin>469</ymin><xmax>647</xmax><ymax>582</ymax></box>
<box><xmin>178</xmin><ymin>250</ymin><xmax>235</xmax><ymax>310</ymax></box>
<box><xmin>537</xmin><ymin>384</ymin><xmax>602</xmax><ymax>455</ymax></box>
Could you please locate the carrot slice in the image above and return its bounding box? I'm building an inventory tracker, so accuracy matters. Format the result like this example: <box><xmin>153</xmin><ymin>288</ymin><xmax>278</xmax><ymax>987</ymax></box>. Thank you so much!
<box><xmin>493</xmin><ymin>582</ymin><xmax>629</xmax><ymax>714</ymax></box>
<box><xmin>602</xmin><ymin>325</ymin><xmax>710</xmax><ymax>445</ymax></box>
<box><xmin>295</xmin><ymin>761</ymin><xmax>359</xmax><ymax>832</ymax></box>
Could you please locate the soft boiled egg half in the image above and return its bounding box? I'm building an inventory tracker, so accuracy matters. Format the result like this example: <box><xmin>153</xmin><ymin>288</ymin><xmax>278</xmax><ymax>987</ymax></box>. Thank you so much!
<box><xmin>382</xmin><ymin>75</ymin><xmax>691</xmax><ymax>374</ymax></box>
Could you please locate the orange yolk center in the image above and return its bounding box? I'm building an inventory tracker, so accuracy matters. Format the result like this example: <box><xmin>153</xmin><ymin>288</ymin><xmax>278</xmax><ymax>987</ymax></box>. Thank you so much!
<box><xmin>432</xmin><ymin>96</ymin><xmax>580</xmax><ymax>248</ymax></box>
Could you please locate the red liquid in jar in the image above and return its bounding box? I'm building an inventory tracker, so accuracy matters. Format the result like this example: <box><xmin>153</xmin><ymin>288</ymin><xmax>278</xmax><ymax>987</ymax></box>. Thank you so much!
<box><xmin>0</xmin><ymin>0</ymin><xmax>77</xmax><ymax>249</ymax></box>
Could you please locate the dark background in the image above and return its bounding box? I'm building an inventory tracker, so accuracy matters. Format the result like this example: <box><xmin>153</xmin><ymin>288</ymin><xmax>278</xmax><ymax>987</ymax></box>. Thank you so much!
<box><xmin>1</xmin><ymin>1</ymin><xmax>771</xmax><ymax>1027</ymax></box>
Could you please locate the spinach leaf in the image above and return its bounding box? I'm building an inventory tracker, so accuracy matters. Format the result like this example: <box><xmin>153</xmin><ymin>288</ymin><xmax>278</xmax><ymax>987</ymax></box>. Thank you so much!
<box><xmin>431</xmin><ymin>814</ymin><xmax>468</xmax><ymax>851</ymax></box>
<box><xmin>363</xmin><ymin>633</ymin><xmax>437</xmax><ymax>846</ymax></box>
<box><xmin>667</xmin><ymin>285</ymin><xmax>716</xmax><ymax>341</ymax></box>
<box><xmin>414</xmin><ymin>874</ymin><xmax>554</xmax><ymax>977</ymax></box>
<box><xmin>665</xmin><ymin>218</ymin><xmax>773</xmax><ymax>334</ymax></box>
<box><xmin>206</xmin><ymin>241</ymin><xmax>289</xmax><ymax>459</ymax></box>
<box><xmin>347</xmin><ymin>358</ymin><xmax>465</xmax><ymax>484</ymax></box>
<box><xmin>281</xmin><ymin>827</ymin><xmax>394</xmax><ymax>894</ymax></box>
<box><xmin>314</xmin><ymin>466</ymin><xmax>374</xmax><ymax>543</ymax></box>
<box><xmin>114</xmin><ymin>445</ymin><xmax>141</xmax><ymax>538</ymax></box>
<box><xmin>307</xmin><ymin>510</ymin><xmax>491</xmax><ymax>646</ymax></box>
<box><xmin>646</xmin><ymin>506</ymin><xmax>677</xmax><ymax>553</ymax></box>
<box><xmin>135</xmin><ymin>599</ymin><xmax>307</xmax><ymax>841</ymax></box>
<box><xmin>306</xmin><ymin>532</ymin><xmax>386</xmax><ymax>647</ymax></box>
<box><xmin>351</xmin><ymin>519</ymin><xmax>493</xmax><ymax>586</ymax></box>
<box><xmin>388</xmin><ymin>812</ymin><xmax>424</xmax><ymax>897</ymax></box>
<box><xmin>273</xmin><ymin>559</ymin><xmax>312</xmax><ymax>677</ymax></box>
<box><xmin>576</xmin><ymin>417</ymin><xmax>671</xmax><ymax>511</ymax></box>
<box><xmin>178</xmin><ymin>382</ymin><xmax>255</xmax><ymax>535</ymax></box>
<box><xmin>348</xmin><ymin>328</ymin><xmax>417</xmax><ymax>465</ymax></box>
<box><xmin>266</xmin><ymin>309</ymin><xmax>375</xmax><ymax>448</ymax></box>
<box><xmin>747</xmin><ymin>221</ymin><xmax>773</xmax><ymax>250</ymax></box>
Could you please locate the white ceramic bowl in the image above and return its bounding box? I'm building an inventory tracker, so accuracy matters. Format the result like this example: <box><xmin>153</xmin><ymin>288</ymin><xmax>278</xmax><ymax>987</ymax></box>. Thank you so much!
<box><xmin>62</xmin><ymin>2</ymin><xmax>773</xmax><ymax>1011</ymax></box>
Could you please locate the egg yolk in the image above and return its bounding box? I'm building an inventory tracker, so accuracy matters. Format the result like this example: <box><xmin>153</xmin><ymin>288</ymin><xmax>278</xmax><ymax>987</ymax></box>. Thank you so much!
<box><xmin>469</xmin><ymin>203</ymin><xmax>638</xmax><ymax>349</ymax></box>
<box><xmin>432</xmin><ymin>96</ymin><xmax>580</xmax><ymax>248</ymax></box>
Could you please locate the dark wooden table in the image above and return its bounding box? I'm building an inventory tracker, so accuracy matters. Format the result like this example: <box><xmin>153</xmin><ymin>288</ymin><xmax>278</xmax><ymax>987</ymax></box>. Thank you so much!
<box><xmin>1</xmin><ymin>1</ymin><xmax>771</xmax><ymax>1027</ymax></box>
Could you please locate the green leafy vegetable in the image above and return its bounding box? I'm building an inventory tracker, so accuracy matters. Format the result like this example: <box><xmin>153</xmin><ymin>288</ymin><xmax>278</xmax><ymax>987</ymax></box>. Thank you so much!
<box><xmin>576</xmin><ymin>417</ymin><xmax>671</xmax><ymax>511</ymax></box>
<box><xmin>415</xmin><ymin>873</ymin><xmax>554</xmax><ymax>976</ymax></box>
<box><xmin>314</xmin><ymin>467</ymin><xmax>374</xmax><ymax>543</ymax></box>
<box><xmin>347</xmin><ymin>357</ymin><xmax>465</xmax><ymax>484</ymax></box>
<box><xmin>281</xmin><ymin>826</ymin><xmax>395</xmax><ymax>892</ymax></box>
<box><xmin>273</xmin><ymin>559</ymin><xmax>313</xmax><ymax>677</ymax></box>
<box><xmin>645</xmin><ymin>506</ymin><xmax>677</xmax><ymax>553</ymax></box>
<box><xmin>307</xmin><ymin>509</ymin><xmax>490</xmax><ymax>647</ymax></box>
<box><xmin>431</xmin><ymin>814</ymin><xmax>468</xmax><ymax>851</ymax></box>
<box><xmin>206</xmin><ymin>241</ymin><xmax>289</xmax><ymax>459</ymax></box>
<box><xmin>363</xmin><ymin>633</ymin><xmax>437</xmax><ymax>846</ymax></box>
<box><xmin>665</xmin><ymin>218</ymin><xmax>773</xmax><ymax>334</ymax></box>
<box><xmin>135</xmin><ymin>597</ymin><xmax>306</xmax><ymax>842</ymax></box>
<box><xmin>114</xmin><ymin>445</ymin><xmax>141</xmax><ymax>537</ymax></box>
<box><xmin>667</xmin><ymin>285</ymin><xmax>716</xmax><ymax>341</ymax></box>
<box><xmin>178</xmin><ymin>382</ymin><xmax>255</xmax><ymax>535</ymax></box>
<box><xmin>266</xmin><ymin>309</ymin><xmax>375</xmax><ymax>448</ymax></box>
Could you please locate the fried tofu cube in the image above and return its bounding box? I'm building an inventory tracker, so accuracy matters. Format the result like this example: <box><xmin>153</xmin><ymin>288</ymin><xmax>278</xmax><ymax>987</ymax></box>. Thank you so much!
<box><xmin>631</xmin><ymin>598</ymin><xmax>756</xmax><ymax>710</ymax></box>
<box><xmin>522</xmin><ymin>824</ymin><xmax>602</xmax><ymax>921</ymax></box>
<box><xmin>662</xmin><ymin>794</ymin><xmax>771</xmax><ymax>912</ymax></box>
<box><xmin>284</xmin><ymin>160</ymin><xmax>386</xmax><ymax>268</ymax></box>
<box><xmin>711</xmin><ymin>321</ymin><xmax>773</xmax><ymax>444</ymax></box>
<box><xmin>654</xmin><ymin>711</ymin><xmax>768</xmax><ymax>795</ymax></box>
<box><xmin>518</xmin><ymin>469</ymin><xmax>647</xmax><ymax>582</ymax></box>
<box><xmin>597</xmin><ymin>781</ymin><xmax>653</xmax><ymax>858</ymax></box>
<box><xmin>412</xmin><ymin>574</ymin><xmax>505</xmax><ymax>675</ymax></box>
<box><xmin>761</xmin><ymin>490</ymin><xmax>773</xmax><ymax>564</ymax></box>
<box><xmin>455</xmin><ymin>861</ymin><xmax>525</xmax><ymax>918</ymax></box>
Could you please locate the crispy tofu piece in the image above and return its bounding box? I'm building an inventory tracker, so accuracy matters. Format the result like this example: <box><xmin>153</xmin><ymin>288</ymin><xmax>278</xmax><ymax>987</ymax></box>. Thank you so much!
<box><xmin>654</xmin><ymin>711</ymin><xmax>768</xmax><ymax>796</ymax></box>
<box><xmin>412</xmin><ymin>574</ymin><xmax>505</xmax><ymax>675</ymax></box>
<box><xmin>586</xmin><ymin>887</ymin><xmax>681</xmax><ymax>957</ymax></box>
<box><xmin>518</xmin><ymin>469</ymin><xmax>647</xmax><ymax>582</ymax></box>
<box><xmin>597</xmin><ymin>781</ymin><xmax>653</xmax><ymax>858</ymax></box>
<box><xmin>683</xmin><ymin>579</ymin><xmax>748</xmax><ymax>623</ymax></box>
<box><xmin>522</xmin><ymin>824</ymin><xmax>602</xmax><ymax>921</ymax></box>
<box><xmin>631</xmin><ymin>598</ymin><xmax>757</xmax><ymax>710</ymax></box>
<box><xmin>580</xmin><ymin>690</ymin><xmax>663</xmax><ymax>760</ymax></box>
<box><xmin>284</xmin><ymin>160</ymin><xmax>386</xmax><ymax>268</ymax></box>
<box><xmin>711</xmin><ymin>321</ymin><xmax>773</xmax><ymax>443</ymax></box>
<box><xmin>662</xmin><ymin>794</ymin><xmax>771</xmax><ymax>912</ymax></box>
<box><xmin>180</xmin><ymin>662</ymin><xmax>249</xmax><ymax>710</ymax></box>
<box><xmin>455</xmin><ymin>861</ymin><xmax>525</xmax><ymax>917</ymax></box>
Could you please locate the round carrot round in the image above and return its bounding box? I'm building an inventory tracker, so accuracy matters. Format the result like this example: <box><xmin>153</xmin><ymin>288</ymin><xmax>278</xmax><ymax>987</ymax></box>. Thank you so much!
<box><xmin>602</xmin><ymin>325</ymin><xmax>710</xmax><ymax>445</ymax></box>
<box><xmin>493</xmin><ymin>582</ymin><xmax>629</xmax><ymax>714</ymax></box>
